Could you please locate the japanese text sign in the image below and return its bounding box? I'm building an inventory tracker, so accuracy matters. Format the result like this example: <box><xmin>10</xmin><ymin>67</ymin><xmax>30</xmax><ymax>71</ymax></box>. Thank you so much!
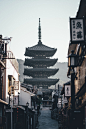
<box><xmin>14</xmin><ymin>81</ymin><xmax>19</xmax><ymax>90</ymax></box>
<box><xmin>13</xmin><ymin>96</ymin><xmax>18</xmax><ymax>105</ymax></box>
<box><xmin>70</xmin><ymin>18</ymin><xmax>85</xmax><ymax>43</ymax></box>
<box><xmin>65</xmin><ymin>85</ymin><xmax>71</xmax><ymax>97</ymax></box>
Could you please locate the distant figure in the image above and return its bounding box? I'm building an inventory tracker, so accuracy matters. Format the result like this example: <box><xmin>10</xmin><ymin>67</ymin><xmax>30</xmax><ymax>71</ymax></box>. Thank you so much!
<box><xmin>37</xmin><ymin>105</ymin><xmax>39</xmax><ymax>114</ymax></box>
<box><xmin>67</xmin><ymin>87</ymin><xmax>69</xmax><ymax>95</ymax></box>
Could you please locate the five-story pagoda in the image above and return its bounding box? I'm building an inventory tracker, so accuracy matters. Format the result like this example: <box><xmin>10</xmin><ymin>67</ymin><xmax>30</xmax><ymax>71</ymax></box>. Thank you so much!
<box><xmin>24</xmin><ymin>18</ymin><xmax>59</xmax><ymax>89</ymax></box>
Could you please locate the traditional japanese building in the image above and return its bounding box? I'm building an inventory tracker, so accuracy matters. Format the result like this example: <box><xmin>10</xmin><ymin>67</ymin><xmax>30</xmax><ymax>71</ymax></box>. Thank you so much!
<box><xmin>66</xmin><ymin>0</ymin><xmax>86</xmax><ymax>128</ymax></box>
<box><xmin>24</xmin><ymin>18</ymin><xmax>59</xmax><ymax>89</ymax></box>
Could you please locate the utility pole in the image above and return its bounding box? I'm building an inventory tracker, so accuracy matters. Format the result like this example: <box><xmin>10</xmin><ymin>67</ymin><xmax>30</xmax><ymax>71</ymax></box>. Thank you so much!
<box><xmin>58</xmin><ymin>84</ymin><xmax>59</xmax><ymax>98</ymax></box>
<box><xmin>8</xmin><ymin>91</ymin><xmax>13</xmax><ymax>129</ymax></box>
<box><xmin>71</xmin><ymin>71</ymin><xmax>75</xmax><ymax>111</ymax></box>
<box><xmin>70</xmin><ymin>71</ymin><xmax>75</xmax><ymax>129</ymax></box>
<box><xmin>55</xmin><ymin>84</ymin><xmax>56</xmax><ymax>92</ymax></box>
<box><xmin>58</xmin><ymin>84</ymin><xmax>59</xmax><ymax>120</ymax></box>
<box><xmin>10</xmin><ymin>87</ymin><xmax>13</xmax><ymax>129</ymax></box>
<box><xmin>11</xmin><ymin>105</ymin><xmax>13</xmax><ymax>129</ymax></box>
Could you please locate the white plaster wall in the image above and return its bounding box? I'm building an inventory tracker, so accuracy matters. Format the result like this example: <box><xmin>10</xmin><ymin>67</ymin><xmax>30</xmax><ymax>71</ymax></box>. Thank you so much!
<box><xmin>19</xmin><ymin>87</ymin><xmax>33</xmax><ymax>108</ymax></box>
<box><xmin>5</xmin><ymin>46</ymin><xmax>20</xmax><ymax>104</ymax></box>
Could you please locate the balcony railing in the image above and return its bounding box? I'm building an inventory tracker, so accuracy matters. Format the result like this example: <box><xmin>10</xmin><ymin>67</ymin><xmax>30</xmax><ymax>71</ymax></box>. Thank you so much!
<box><xmin>7</xmin><ymin>50</ymin><xmax>19</xmax><ymax>72</ymax></box>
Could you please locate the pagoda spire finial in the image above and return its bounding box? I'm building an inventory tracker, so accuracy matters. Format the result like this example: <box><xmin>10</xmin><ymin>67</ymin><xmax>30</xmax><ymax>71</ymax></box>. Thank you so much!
<box><xmin>38</xmin><ymin>18</ymin><xmax>42</xmax><ymax>44</ymax></box>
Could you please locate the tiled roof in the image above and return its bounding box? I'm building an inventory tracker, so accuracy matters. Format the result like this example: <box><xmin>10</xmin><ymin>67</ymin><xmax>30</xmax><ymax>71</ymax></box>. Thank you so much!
<box><xmin>27</xmin><ymin>41</ymin><xmax>56</xmax><ymax>51</ymax></box>
<box><xmin>25</xmin><ymin>58</ymin><xmax>58</xmax><ymax>62</ymax></box>
<box><xmin>24</xmin><ymin>78</ymin><xmax>59</xmax><ymax>81</ymax></box>
<box><xmin>24</xmin><ymin>78</ymin><xmax>59</xmax><ymax>85</ymax></box>
<box><xmin>24</xmin><ymin>58</ymin><xmax>58</xmax><ymax>67</ymax></box>
<box><xmin>24</xmin><ymin>68</ymin><xmax>59</xmax><ymax>72</ymax></box>
<box><xmin>24</xmin><ymin>68</ymin><xmax>59</xmax><ymax>77</ymax></box>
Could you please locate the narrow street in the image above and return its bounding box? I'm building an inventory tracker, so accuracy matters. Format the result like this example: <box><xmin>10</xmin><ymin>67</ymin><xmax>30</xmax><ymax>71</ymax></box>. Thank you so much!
<box><xmin>38</xmin><ymin>107</ymin><xmax>58</xmax><ymax>129</ymax></box>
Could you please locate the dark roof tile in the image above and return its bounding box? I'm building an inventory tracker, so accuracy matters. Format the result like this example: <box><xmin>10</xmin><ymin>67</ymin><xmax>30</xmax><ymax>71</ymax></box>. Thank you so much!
<box><xmin>27</xmin><ymin>42</ymin><xmax>56</xmax><ymax>51</ymax></box>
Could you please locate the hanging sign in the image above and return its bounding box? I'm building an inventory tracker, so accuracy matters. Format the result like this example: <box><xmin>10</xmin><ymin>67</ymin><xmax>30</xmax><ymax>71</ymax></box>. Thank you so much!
<box><xmin>65</xmin><ymin>85</ymin><xmax>71</xmax><ymax>97</ymax></box>
<box><xmin>70</xmin><ymin>18</ymin><xmax>85</xmax><ymax>43</ymax></box>
<box><xmin>14</xmin><ymin>81</ymin><xmax>19</xmax><ymax>90</ymax></box>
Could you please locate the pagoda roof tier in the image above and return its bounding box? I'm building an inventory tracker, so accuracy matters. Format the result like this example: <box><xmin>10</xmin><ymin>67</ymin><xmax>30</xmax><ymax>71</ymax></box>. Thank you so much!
<box><xmin>24</xmin><ymin>58</ymin><xmax>58</xmax><ymax>67</ymax></box>
<box><xmin>24</xmin><ymin>68</ymin><xmax>59</xmax><ymax>77</ymax></box>
<box><xmin>24</xmin><ymin>78</ymin><xmax>59</xmax><ymax>86</ymax></box>
<box><xmin>25</xmin><ymin>42</ymin><xmax>57</xmax><ymax>57</ymax></box>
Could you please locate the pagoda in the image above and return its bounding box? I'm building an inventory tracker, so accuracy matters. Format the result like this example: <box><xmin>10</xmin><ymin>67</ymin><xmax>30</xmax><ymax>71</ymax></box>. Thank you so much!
<box><xmin>24</xmin><ymin>18</ymin><xmax>59</xmax><ymax>89</ymax></box>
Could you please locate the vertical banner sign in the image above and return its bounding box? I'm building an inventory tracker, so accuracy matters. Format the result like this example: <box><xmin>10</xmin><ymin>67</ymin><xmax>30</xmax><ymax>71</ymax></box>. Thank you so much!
<box><xmin>13</xmin><ymin>96</ymin><xmax>18</xmax><ymax>105</ymax></box>
<box><xmin>65</xmin><ymin>85</ymin><xmax>71</xmax><ymax>97</ymax></box>
<box><xmin>14</xmin><ymin>81</ymin><xmax>19</xmax><ymax>90</ymax></box>
<box><xmin>70</xmin><ymin>18</ymin><xmax>85</xmax><ymax>43</ymax></box>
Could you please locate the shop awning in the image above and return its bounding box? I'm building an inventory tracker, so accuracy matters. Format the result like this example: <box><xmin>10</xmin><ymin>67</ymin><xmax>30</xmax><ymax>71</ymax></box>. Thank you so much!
<box><xmin>18</xmin><ymin>106</ymin><xmax>25</xmax><ymax>110</ymax></box>
<box><xmin>13</xmin><ymin>105</ymin><xmax>25</xmax><ymax>110</ymax></box>
<box><xmin>30</xmin><ymin>93</ymin><xmax>36</xmax><ymax>96</ymax></box>
<box><xmin>0</xmin><ymin>99</ymin><xmax>8</xmax><ymax>105</ymax></box>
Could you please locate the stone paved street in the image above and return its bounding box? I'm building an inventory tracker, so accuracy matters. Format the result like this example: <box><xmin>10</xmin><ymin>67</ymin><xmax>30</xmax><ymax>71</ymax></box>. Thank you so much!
<box><xmin>38</xmin><ymin>107</ymin><xmax>58</xmax><ymax>129</ymax></box>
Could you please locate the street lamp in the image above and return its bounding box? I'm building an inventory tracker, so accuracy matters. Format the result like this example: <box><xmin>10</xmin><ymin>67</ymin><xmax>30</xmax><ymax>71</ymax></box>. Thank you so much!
<box><xmin>26</xmin><ymin>102</ymin><xmax>29</xmax><ymax>129</ymax></box>
<box><xmin>68</xmin><ymin>50</ymin><xmax>78</xmax><ymax>129</ymax></box>
<box><xmin>68</xmin><ymin>50</ymin><xmax>78</xmax><ymax>68</ymax></box>
<box><xmin>68</xmin><ymin>50</ymin><xmax>78</xmax><ymax>110</ymax></box>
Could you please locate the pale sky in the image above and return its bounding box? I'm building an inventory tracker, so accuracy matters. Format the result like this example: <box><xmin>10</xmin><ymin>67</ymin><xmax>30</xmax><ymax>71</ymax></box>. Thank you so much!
<box><xmin>0</xmin><ymin>0</ymin><xmax>80</xmax><ymax>62</ymax></box>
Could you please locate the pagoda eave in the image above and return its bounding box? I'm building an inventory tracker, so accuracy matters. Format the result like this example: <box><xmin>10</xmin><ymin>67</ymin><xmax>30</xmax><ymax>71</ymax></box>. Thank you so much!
<box><xmin>25</xmin><ymin>49</ymin><xmax>57</xmax><ymax>57</ymax></box>
<box><xmin>24</xmin><ymin>58</ymin><xmax>58</xmax><ymax>67</ymax></box>
<box><xmin>24</xmin><ymin>78</ymin><xmax>59</xmax><ymax>86</ymax></box>
<box><xmin>24</xmin><ymin>68</ymin><xmax>59</xmax><ymax>77</ymax></box>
